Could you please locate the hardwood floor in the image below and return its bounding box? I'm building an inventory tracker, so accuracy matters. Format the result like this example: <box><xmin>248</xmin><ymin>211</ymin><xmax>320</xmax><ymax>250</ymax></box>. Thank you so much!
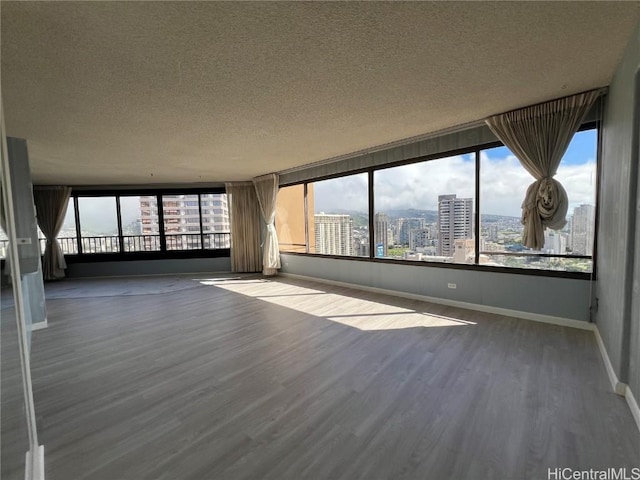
<box><xmin>3</xmin><ymin>274</ymin><xmax>639</xmax><ymax>479</ymax></box>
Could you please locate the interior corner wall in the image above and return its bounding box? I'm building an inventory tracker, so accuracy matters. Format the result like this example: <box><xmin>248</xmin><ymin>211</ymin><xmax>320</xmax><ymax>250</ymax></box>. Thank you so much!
<box><xmin>280</xmin><ymin>254</ymin><xmax>592</xmax><ymax>322</ymax></box>
<box><xmin>628</xmin><ymin>52</ymin><xmax>640</xmax><ymax>399</ymax></box>
<box><xmin>595</xmin><ymin>21</ymin><xmax>639</xmax><ymax>389</ymax></box>
<box><xmin>4</xmin><ymin>137</ymin><xmax>47</xmax><ymax>336</ymax></box>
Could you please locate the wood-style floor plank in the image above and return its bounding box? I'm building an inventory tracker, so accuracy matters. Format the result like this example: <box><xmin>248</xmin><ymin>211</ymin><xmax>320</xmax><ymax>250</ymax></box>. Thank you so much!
<box><xmin>2</xmin><ymin>274</ymin><xmax>639</xmax><ymax>479</ymax></box>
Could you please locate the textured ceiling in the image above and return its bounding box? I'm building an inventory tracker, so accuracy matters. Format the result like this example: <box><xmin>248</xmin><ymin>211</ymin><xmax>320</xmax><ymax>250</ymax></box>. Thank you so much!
<box><xmin>1</xmin><ymin>1</ymin><xmax>639</xmax><ymax>185</ymax></box>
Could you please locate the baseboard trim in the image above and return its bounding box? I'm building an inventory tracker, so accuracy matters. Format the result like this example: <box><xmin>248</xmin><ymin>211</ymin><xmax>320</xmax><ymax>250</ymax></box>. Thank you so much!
<box><xmin>30</xmin><ymin>320</ymin><xmax>48</xmax><ymax>331</ymax></box>
<box><xmin>593</xmin><ymin>326</ymin><xmax>627</xmax><ymax>395</ymax></box>
<box><xmin>66</xmin><ymin>271</ymin><xmax>234</xmax><ymax>280</ymax></box>
<box><xmin>278</xmin><ymin>273</ymin><xmax>593</xmax><ymax>331</ymax></box>
<box><xmin>625</xmin><ymin>387</ymin><xmax>640</xmax><ymax>433</ymax></box>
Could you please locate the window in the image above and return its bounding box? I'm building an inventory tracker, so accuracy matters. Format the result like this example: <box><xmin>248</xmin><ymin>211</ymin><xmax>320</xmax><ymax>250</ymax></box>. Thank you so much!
<box><xmin>59</xmin><ymin>197</ymin><xmax>78</xmax><ymax>254</ymax></box>
<box><xmin>374</xmin><ymin>154</ymin><xmax>475</xmax><ymax>264</ymax></box>
<box><xmin>200</xmin><ymin>193</ymin><xmax>230</xmax><ymax>248</ymax></box>
<box><xmin>307</xmin><ymin>173</ymin><xmax>369</xmax><ymax>257</ymax></box>
<box><xmin>162</xmin><ymin>194</ymin><xmax>201</xmax><ymax>250</ymax></box>
<box><xmin>0</xmin><ymin>228</ymin><xmax>7</xmax><ymax>259</ymax></box>
<box><xmin>56</xmin><ymin>190</ymin><xmax>229</xmax><ymax>257</ymax></box>
<box><xmin>309</xmin><ymin>173</ymin><xmax>368</xmax><ymax>257</ymax></box>
<box><xmin>78</xmin><ymin>197</ymin><xmax>119</xmax><ymax>253</ymax></box>
<box><xmin>480</xmin><ymin>129</ymin><xmax>596</xmax><ymax>272</ymax></box>
<box><xmin>277</xmin><ymin>127</ymin><xmax>597</xmax><ymax>276</ymax></box>
<box><xmin>1</xmin><ymin>198</ymin><xmax>78</xmax><ymax>258</ymax></box>
<box><xmin>122</xmin><ymin>196</ymin><xmax>160</xmax><ymax>252</ymax></box>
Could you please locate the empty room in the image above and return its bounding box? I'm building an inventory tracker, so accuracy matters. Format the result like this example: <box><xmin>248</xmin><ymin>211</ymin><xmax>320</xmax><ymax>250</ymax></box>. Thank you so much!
<box><xmin>1</xmin><ymin>2</ymin><xmax>640</xmax><ymax>479</ymax></box>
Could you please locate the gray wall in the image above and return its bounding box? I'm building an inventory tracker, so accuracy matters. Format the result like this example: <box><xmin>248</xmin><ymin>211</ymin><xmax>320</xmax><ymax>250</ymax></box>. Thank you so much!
<box><xmin>595</xmin><ymin>22</ymin><xmax>639</xmax><ymax>392</ymax></box>
<box><xmin>280</xmin><ymin>254</ymin><xmax>592</xmax><ymax>322</ymax></box>
<box><xmin>67</xmin><ymin>257</ymin><xmax>231</xmax><ymax>278</ymax></box>
<box><xmin>4</xmin><ymin>137</ymin><xmax>47</xmax><ymax>339</ymax></box>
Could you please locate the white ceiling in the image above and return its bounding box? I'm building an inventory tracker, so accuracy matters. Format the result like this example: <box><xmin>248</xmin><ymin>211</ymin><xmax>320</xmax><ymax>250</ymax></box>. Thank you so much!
<box><xmin>1</xmin><ymin>1</ymin><xmax>639</xmax><ymax>186</ymax></box>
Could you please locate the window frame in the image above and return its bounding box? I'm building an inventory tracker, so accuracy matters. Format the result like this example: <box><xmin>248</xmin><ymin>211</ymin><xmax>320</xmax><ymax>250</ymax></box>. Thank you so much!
<box><xmin>63</xmin><ymin>187</ymin><xmax>230</xmax><ymax>263</ymax></box>
<box><xmin>278</xmin><ymin>122</ymin><xmax>599</xmax><ymax>280</ymax></box>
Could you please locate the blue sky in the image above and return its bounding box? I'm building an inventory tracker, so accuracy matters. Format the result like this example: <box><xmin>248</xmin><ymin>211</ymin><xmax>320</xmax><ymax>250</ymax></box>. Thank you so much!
<box><xmin>486</xmin><ymin>129</ymin><xmax>596</xmax><ymax>167</ymax></box>
<box><xmin>562</xmin><ymin>129</ymin><xmax>597</xmax><ymax>165</ymax></box>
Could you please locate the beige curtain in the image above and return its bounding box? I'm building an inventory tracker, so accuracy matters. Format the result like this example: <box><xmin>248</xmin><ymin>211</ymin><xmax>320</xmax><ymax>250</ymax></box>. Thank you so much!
<box><xmin>485</xmin><ymin>90</ymin><xmax>600</xmax><ymax>250</ymax></box>
<box><xmin>33</xmin><ymin>186</ymin><xmax>71</xmax><ymax>280</ymax></box>
<box><xmin>252</xmin><ymin>173</ymin><xmax>281</xmax><ymax>276</ymax></box>
<box><xmin>225</xmin><ymin>182</ymin><xmax>262</xmax><ymax>273</ymax></box>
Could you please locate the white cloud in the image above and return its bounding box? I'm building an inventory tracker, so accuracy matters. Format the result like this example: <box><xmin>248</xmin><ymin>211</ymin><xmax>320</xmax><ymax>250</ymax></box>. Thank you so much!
<box><xmin>313</xmin><ymin>151</ymin><xmax>596</xmax><ymax>218</ymax></box>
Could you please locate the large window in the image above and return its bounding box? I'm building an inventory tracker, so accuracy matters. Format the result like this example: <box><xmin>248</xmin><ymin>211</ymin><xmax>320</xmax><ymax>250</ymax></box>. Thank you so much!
<box><xmin>480</xmin><ymin>129</ymin><xmax>596</xmax><ymax>272</ymax></box>
<box><xmin>122</xmin><ymin>196</ymin><xmax>160</xmax><ymax>252</ymax></box>
<box><xmin>0</xmin><ymin>190</ymin><xmax>230</xmax><ymax>260</ymax></box>
<box><xmin>163</xmin><ymin>194</ymin><xmax>202</xmax><ymax>250</ymax></box>
<box><xmin>374</xmin><ymin>154</ymin><xmax>475</xmax><ymax>264</ymax></box>
<box><xmin>1</xmin><ymin>198</ymin><xmax>78</xmax><ymax>258</ymax></box>
<box><xmin>48</xmin><ymin>190</ymin><xmax>230</xmax><ymax>257</ymax></box>
<box><xmin>0</xmin><ymin>229</ymin><xmax>7</xmax><ymax>259</ymax></box>
<box><xmin>200</xmin><ymin>193</ymin><xmax>230</xmax><ymax>249</ymax></box>
<box><xmin>78</xmin><ymin>196</ymin><xmax>120</xmax><ymax>253</ymax></box>
<box><xmin>277</xmin><ymin>127</ymin><xmax>598</xmax><ymax>276</ymax></box>
<box><xmin>309</xmin><ymin>173</ymin><xmax>368</xmax><ymax>257</ymax></box>
<box><xmin>58</xmin><ymin>197</ymin><xmax>78</xmax><ymax>254</ymax></box>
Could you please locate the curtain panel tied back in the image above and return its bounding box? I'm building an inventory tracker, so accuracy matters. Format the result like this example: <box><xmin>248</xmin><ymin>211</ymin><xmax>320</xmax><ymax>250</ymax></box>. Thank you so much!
<box><xmin>33</xmin><ymin>186</ymin><xmax>71</xmax><ymax>280</ymax></box>
<box><xmin>485</xmin><ymin>90</ymin><xmax>600</xmax><ymax>250</ymax></box>
<box><xmin>253</xmin><ymin>173</ymin><xmax>281</xmax><ymax>276</ymax></box>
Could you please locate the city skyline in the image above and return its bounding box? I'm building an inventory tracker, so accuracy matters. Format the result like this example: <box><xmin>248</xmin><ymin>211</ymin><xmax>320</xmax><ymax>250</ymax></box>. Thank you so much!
<box><xmin>312</xmin><ymin>201</ymin><xmax>595</xmax><ymax>253</ymax></box>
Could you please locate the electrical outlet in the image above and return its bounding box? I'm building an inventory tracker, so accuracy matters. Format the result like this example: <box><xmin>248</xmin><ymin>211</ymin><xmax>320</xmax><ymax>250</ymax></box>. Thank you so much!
<box><xmin>447</xmin><ymin>283</ymin><xmax>457</xmax><ymax>289</ymax></box>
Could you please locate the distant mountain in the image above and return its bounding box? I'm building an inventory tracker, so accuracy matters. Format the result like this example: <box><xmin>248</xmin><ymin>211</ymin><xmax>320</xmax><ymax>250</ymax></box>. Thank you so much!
<box><xmin>323</xmin><ymin>209</ymin><xmax>369</xmax><ymax>227</ymax></box>
<box><xmin>315</xmin><ymin>208</ymin><xmax>519</xmax><ymax>225</ymax></box>
<box><xmin>384</xmin><ymin>209</ymin><xmax>438</xmax><ymax>223</ymax></box>
<box><xmin>480</xmin><ymin>213</ymin><xmax>521</xmax><ymax>223</ymax></box>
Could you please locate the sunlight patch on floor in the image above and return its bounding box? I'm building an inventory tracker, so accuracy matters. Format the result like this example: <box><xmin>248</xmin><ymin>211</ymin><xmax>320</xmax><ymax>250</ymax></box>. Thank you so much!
<box><xmin>204</xmin><ymin>278</ymin><xmax>475</xmax><ymax>331</ymax></box>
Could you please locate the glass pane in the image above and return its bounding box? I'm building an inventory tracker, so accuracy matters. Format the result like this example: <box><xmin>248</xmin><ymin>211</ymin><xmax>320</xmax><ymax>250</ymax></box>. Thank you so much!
<box><xmin>557</xmin><ymin>130</ymin><xmax>597</xmax><ymax>256</ymax></box>
<box><xmin>162</xmin><ymin>194</ymin><xmax>202</xmax><ymax>250</ymax></box>
<box><xmin>59</xmin><ymin>197</ymin><xmax>78</xmax><ymax>255</ymax></box>
<box><xmin>276</xmin><ymin>185</ymin><xmax>306</xmax><ymax>253</ymax></box>
<box><xmin>374</xmin><ymin>154</ymin><xmax>475</xmax><ymax>263</ymax></box>
<box><xmin>480</xmin><ymin>129</ymin><xmax>597</xmax><ymax>271</ymax></box>
<box><xmin>309</xmin><ymin>173</ymin><xmax>368</xmax><ymax>257</ymax></box>
<box><xmin>35</xmin><ymin>199</ymin><xmax>76</xmax><ymax>255</ymax></box>
<box><xmin>121</xmin><ymin>196</ymin><xmax>161</xmax><ymax>252</ymax></box>
<box><xmin>0</xmin><ymin>227</ymin><xmax>6</xmax><ymax>259</ymax></box>
<box><xmin>36</xmin><ymin>227</ymin><xmax>46</xmax><ymax>255</ymax></box>
<box><xmin>200</xmin><ymin>193</ymin><xmax>230</xmax><ymax>249</ymax></box>
<box><xmin>78</xmin><ymin>196</ymin><xmax>120</xmax><ymax>253</ymax></box>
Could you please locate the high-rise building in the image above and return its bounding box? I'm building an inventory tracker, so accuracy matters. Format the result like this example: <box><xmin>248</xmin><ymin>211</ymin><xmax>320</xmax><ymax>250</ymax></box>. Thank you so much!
<box><xmin>314</xmin><ymin>214</ymin><xmax>353</xmax><ymax>256</ymax></box>
<box><xmin>409</xmin><ymin>228</ymin><xmax>432</xmax><ymax>250</ymax></box>
<box><xmin>543</xmin><ymin>230</ymin><xmax>567</xmax><ymax>255</ymax></box>
<box><xmin>453</xmin><ymin>238</ymin><xmax>475</xmax><ymax>264</ymax></box>
<box><xmin>488</xmin><ymin>224</ymin><xmax>499</xmax><ymax>242</ymax></box>
<box><xmin>570</xmin><ymin>204</ymin><xmax>595</xmax><ymax>256</ymax></box>
<box><xmin>354</xmin><ymin>237</ymin><xmax>369</xmax><ymax>257</ymax></box>
<box><xmin>139</xmin><ymin>194</ymin><xmax>230</xmax><ymax>249</ymax></box>
<box><xmin>437</xmin><ymin>194</ymin><xmax>473</xmax><ymax>257</ymax></box>
<box><xmin>398</xmin><ymin>217</ymin><xmax>425</xmax><ymax>245</ymax></box>
<box><xmin>374</xmin><ymin>213</ymin><xmax>389</xmax><ymax>257</ymax></box>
